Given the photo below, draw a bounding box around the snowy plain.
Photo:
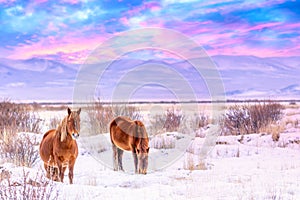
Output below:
[1,103,300,200]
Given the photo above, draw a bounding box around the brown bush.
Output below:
[197,113,211,128]
[0,100,42,134]
[148,107,184,134]
[87,100,142,134]
[220,102,283,135]
[163,107,183,132]
[0,100,42,167]
[0,130,39,167]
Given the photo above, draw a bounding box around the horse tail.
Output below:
[109,118,118,144]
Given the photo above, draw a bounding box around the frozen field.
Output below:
[1,103,300,199]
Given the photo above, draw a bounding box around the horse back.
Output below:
[110,116,136,151]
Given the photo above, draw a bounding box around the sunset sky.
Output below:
[0,0,299,101]
[1,0,299,64]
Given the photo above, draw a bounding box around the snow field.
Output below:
[1,104,300,199]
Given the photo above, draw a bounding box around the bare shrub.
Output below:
[111,103,142,120]
[0,168,59,200]
[0,100,42,134]
[148,114,166,135]
[272,131,280,142]
[49,117,62,130]
[284,118,299,128]
[149,107,184,135]
[87,100,142,134]
[220,102,283,135]
[262,123,284,142]
[183,153,207,170]
[0,130,39,167]
[0,167,11,180]
[0,101,41,167]
[163,107,183,132]
[196,113,211,128]
[183,113,211,134]
[183,153,196,170]
[150,134,176,149]
[87,102,113,134]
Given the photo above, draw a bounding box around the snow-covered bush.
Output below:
[220,102,283,135]
[0,168,59,200]
[150,133,176,149]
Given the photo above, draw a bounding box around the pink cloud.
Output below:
[61,0,80,4]
[127,2,161,17]
[0,0,14,2]
[34,0,48,3]
[188,20,300,57]
[167,20,214,36]
[243,22,282,32]
[273,22,300,31]
[207,41,300,57]
[7,32,111,63]
[120,17,130,26]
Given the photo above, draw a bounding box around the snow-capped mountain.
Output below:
[0,56,299,101]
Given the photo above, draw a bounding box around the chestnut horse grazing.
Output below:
[39,107,81,184]
[110,116,149,174]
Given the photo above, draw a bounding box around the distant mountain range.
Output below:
[0,55,299,102]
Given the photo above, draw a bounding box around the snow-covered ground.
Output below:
[1,104,300,199]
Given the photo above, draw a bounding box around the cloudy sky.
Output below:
[1,0,300,63]
[0,0,299,101]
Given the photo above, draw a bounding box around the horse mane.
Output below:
[58,116,68,142]
[135,120,148,138]
[141,128,149,150]
[135,120,149,151]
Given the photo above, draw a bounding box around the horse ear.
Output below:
[77,108,81,114]
[67,107,71,116]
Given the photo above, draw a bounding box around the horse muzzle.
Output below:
[71,132,80,140]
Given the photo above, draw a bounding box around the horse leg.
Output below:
[55,157,64,183]
[68,160,75,184]
[112,143,118,171]
[49,166,55,181]
[132,150,138,173]
[117,148,124,171]
[44,163,50,179]
[52,167,59,181]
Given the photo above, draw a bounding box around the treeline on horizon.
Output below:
[4,99,299,106]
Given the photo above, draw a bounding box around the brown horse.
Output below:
[110,116,149,174]
[39,107,81,184]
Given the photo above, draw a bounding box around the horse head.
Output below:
[135,121,149,174]
[61,107,81,141]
